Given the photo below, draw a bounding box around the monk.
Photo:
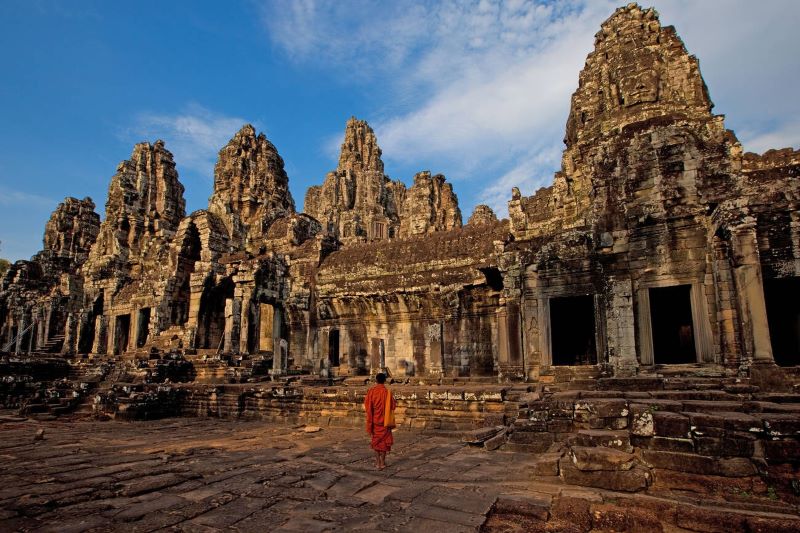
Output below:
[364,373,396,470]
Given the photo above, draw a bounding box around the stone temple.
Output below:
[1,5,799,530]
[3,4,798,383]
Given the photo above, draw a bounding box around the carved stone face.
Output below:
[619,69,659,107]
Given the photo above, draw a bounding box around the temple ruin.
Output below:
[3,5,798,386]
[1,4,799,530]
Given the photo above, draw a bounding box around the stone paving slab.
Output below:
[0,418,539,532]
[2,417,797,532]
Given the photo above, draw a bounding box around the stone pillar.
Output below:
[38,307,48,350]
[690,283,715,363]
[731,225,773,362]
[107,316,117,355]
[497,303,523,377]
[223,297,240,354]
[15,313,25,354]
[239,295,251,355]
[93,315,107,355]
[636,288,654,365]
[271,308,285,374]
[538,297,552,366]
[731,223,788,390]
[129,309,141,352]
[426,322,444,376]
[45,303,55,346]
[605,277,637,376]
[27,318,35,354]
[62,312,76,355]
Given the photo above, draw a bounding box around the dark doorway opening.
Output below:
[765,277,800,366]
[650,285,696,364]
[551,295,597,365]
[196,277,234,350]
[329,329,340,366]
[136,308,151,348]
[78,295,103,354]
[115,314,131,355]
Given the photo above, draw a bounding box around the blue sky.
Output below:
[1,0,799,261]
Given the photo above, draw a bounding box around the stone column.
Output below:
[93,315,107,355]
[731,224,773,362]
[62,312,76,355]
[731,223,788,390]
[129,309,140,352]
[238,290,253,355]
[636,288,654,365]
[38,307,48,350]
[27,318,35,354]
[496,303,522,377]
[536,298,552,370]
[271,308,284,374]
[15,313,25,354]
[426,322,444,376]
[223,297,241,354]
[605,277,637,376]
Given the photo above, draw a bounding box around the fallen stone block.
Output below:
[483,428,507,451]
[460,425,504,445]
[569,446,636,472]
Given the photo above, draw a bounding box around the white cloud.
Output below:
[129,103,251,179]
[262,0,800,216]
[738,119,800,155]
[0,185,56,208]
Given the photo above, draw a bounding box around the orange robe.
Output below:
[364,384,396,452]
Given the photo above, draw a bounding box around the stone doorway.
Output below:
[114,314,131,355]
[764,276,800,366]
[196,277,234,350]
[78,295,103,354]
[136,308,151,348]
[329,329,340,367]
[550,295,597,366]
[649,285,696,364]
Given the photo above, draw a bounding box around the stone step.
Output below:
[573,430,633,452]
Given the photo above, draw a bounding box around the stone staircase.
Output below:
[492,375,800,520]
[40,334,64,353]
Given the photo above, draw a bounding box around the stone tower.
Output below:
[398,171,462,238]
[304,117,404,242]
[208,124,296,251]
[85,140,186,273]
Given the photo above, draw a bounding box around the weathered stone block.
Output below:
[569,446,636,472]
[529,452,563,477]
[507,431,554,452]
[492,494,550,520]
[653,411,690,438]
[575,429,632,452]
[763,440,800,463]
[483,429,508,451]
[560,462,650,492]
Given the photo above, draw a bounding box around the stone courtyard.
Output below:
[2,416,798,533]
